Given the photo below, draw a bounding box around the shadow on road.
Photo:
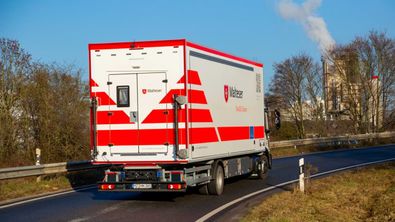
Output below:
[64,168,274,202]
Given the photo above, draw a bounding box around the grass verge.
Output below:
[1,139,394,203]
[0,170,102,202]
[243,162,395,222]
[271,137,395,158]
[0,176,71,201]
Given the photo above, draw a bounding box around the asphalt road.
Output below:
[1,145,395,222]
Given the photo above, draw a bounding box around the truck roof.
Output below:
[88,39,263,68]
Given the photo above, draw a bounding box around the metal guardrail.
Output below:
[0,131,394,181]
[0,161,110,180]
[270,131,395,148]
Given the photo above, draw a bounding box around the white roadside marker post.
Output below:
[299,158,305,193]
[36,148,41,182]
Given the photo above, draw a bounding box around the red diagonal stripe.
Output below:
[177,70,202,85]
[92,92,116,106]
[188,90,207,104]
[97,111,133,124]
[189,109,213,122]
[142,109,182,123]
[90,79,99,87]
[160,89,207,104]
[189,127,218,144]
[143,109,212,123]
[160,89,185,103]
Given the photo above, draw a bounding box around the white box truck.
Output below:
[89,39,272,195]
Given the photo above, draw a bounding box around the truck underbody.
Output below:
[99,151,272,194]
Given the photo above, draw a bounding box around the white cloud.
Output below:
[278,0,335,53]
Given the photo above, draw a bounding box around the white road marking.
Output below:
[68,204,121,222]
[196,157,395,222]
[69,216,90,222]
[0,185,96,210]
[1,155,394,219]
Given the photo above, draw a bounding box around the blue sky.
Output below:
[1,0,394,91]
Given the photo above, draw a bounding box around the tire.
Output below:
[208,163,224,195]
[257,155,269,180]
[198,184,209,195]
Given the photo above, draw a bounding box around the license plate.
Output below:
[132,184,152,189]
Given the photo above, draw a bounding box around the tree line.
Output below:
[268,31,395,140]
[0,38,90,167]
[1,31,394,166]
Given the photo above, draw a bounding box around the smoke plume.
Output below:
[278,0,335,53]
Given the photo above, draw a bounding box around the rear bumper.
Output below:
[99,189,186,192]
[97,182,187,192]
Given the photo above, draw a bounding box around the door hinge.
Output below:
[162,79,168,83]
[163,110,169,115]
[108,143,114,147]
[164,142,169,146]
[107,112,113,116]
[107,81,112,85]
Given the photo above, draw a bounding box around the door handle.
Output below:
[130,111,137,122]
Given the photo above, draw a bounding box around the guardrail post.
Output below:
[35,148,41,166]
[299,158,305,193]
[36,148,41,182]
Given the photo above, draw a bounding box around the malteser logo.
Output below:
[224,84,243,102]
[224,85,229,102]
[142,89,162,94]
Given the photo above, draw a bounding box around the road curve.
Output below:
[1,144,395,222]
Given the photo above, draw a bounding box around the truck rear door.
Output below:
[107,72,168,154]
[136,73,169,153]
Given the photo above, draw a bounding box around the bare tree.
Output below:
[365,31,395,131]
[327,45,363,133]
[305,61,325,135]
[21,64,90,163]
[0,38,31,164]
[327,31,395,133]
[270,54,323,139]
[0,38,90,167]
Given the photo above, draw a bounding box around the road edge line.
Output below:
[196,157,395,222]
[273,143,395,160]
[0,185,96,209]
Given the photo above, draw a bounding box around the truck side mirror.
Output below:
[264,108,271,135]
[274,109,281,129]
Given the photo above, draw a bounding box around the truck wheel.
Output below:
[208,164,224,195]
[198,184,209,195]
[257,155,269,180]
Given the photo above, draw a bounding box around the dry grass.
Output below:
[243,163,395,222]
[0,139,393,202]
[0,170,102,202]
[0,175,71,201]
[271,138,395,158]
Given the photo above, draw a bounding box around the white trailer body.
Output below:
[89,39,271,193]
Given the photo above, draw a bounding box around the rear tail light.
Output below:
[167,184,183,190]
[100,184,115,190]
